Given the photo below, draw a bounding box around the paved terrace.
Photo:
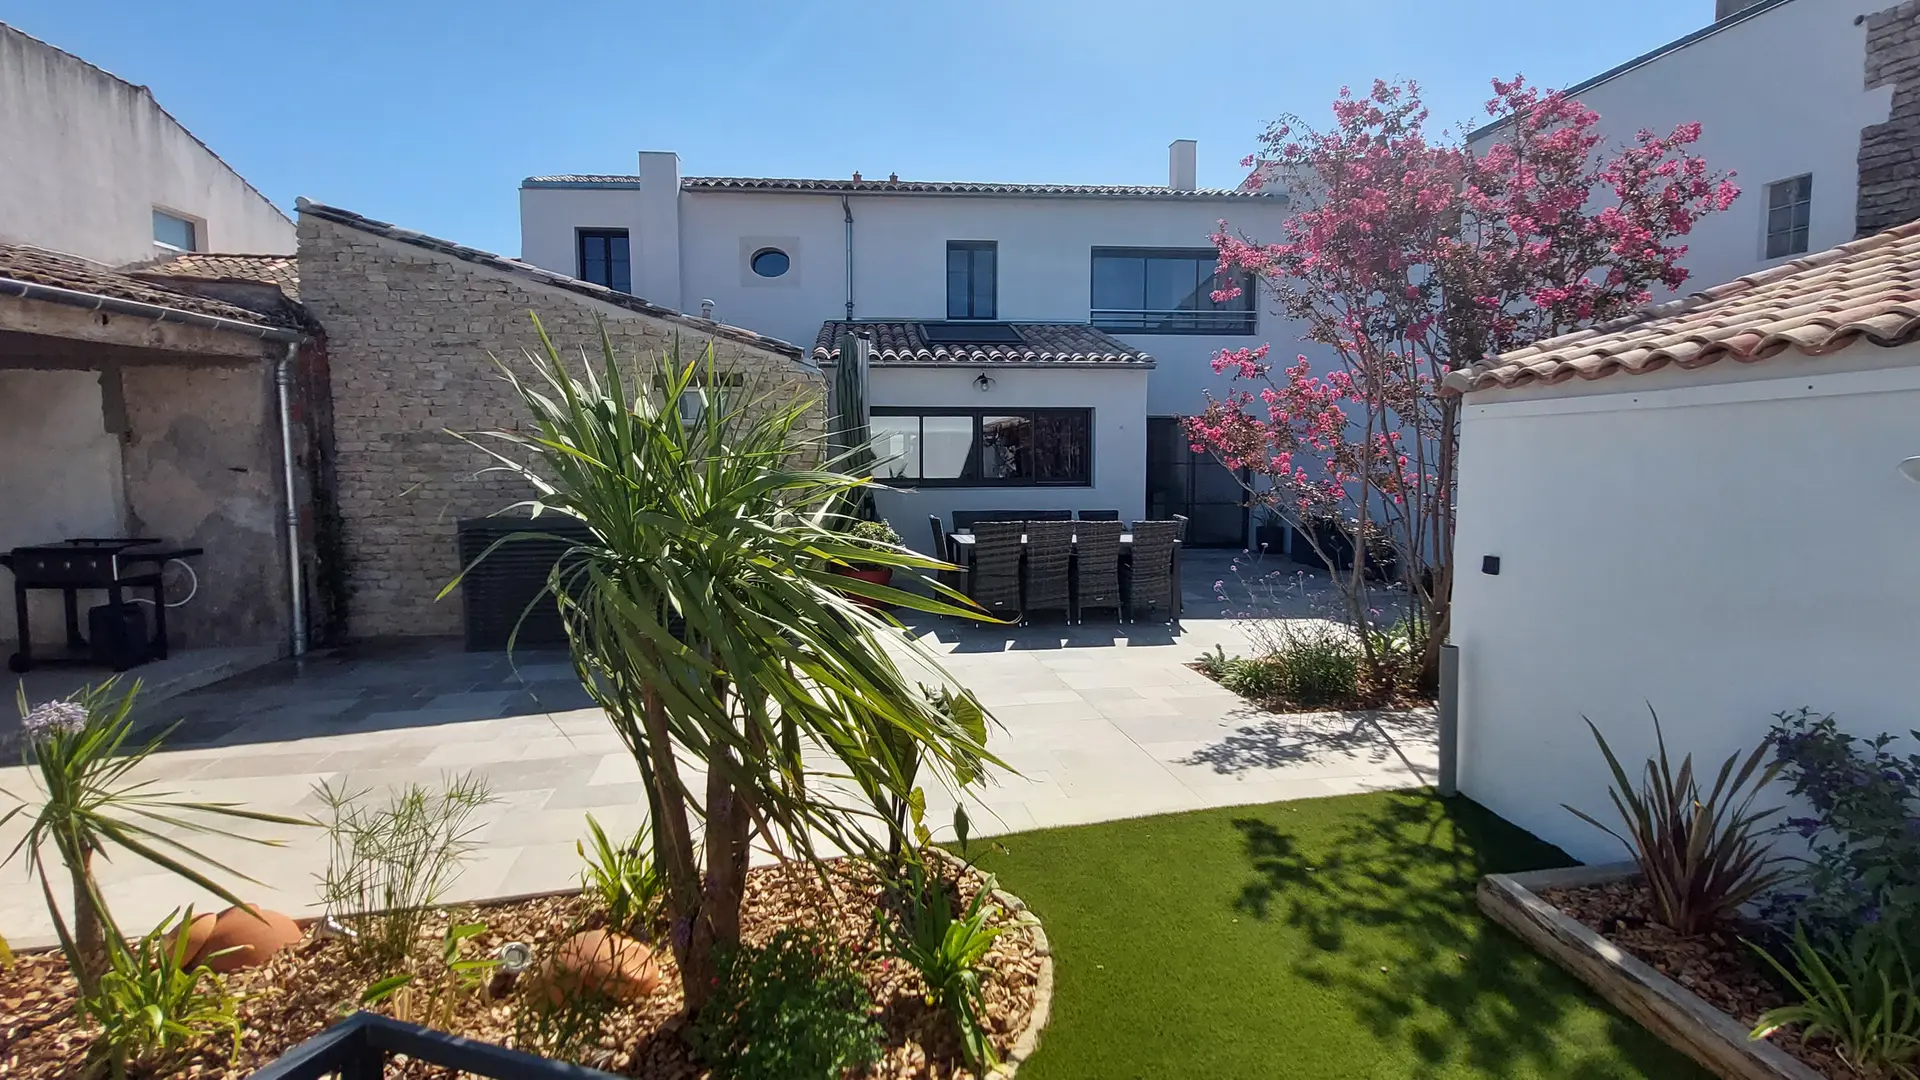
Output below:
[0,552,1435,947]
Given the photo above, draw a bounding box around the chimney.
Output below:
[1714,0,1759,19]
[1169,139,1198,191]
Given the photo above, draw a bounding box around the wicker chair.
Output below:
[927,514,967,594]
[1125,520,1182,622]
[1021,521,1074,623]
[1071,519,1124,622]
[967,521,1025,619]
[1077,509,1120,521]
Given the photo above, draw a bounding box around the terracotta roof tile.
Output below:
[0,243,298,329]
[812,321,1154,367]
[134,252,300,301]
[1444,219,1920,395]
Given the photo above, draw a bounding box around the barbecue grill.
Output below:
[2,538,203,673]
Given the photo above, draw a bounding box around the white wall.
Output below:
[0,23,293,264]
[0,369,126,645]
[866,365,1150,550]
[1450,345,1920,863]
[1469,0,1890,299]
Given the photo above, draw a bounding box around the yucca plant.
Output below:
[1565,708,1787,935]
[2,680,307,995]
[447,317,1002,1010]
[1750,923,1920,1078]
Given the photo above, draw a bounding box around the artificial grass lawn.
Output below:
[966,790,1710,1080]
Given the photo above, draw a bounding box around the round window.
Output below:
[750,248,790,278]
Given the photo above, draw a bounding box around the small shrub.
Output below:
[1750,922,1920,1077]
[1565,708,1788,936]
[690,928,882,1080]
[1194,645,1233,680]
[1218,654,1289,699]
[81,907,242,1075]
[314,772,498,969]
[358,921,498,1032]
[1270,629,1362,707]
[887,866,1006,1071]
[579,813,662,935]
[1765,709,1920,935]
[845,519,902,547]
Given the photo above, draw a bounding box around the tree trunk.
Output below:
[635,683,708,1009]
[66,845,109,996]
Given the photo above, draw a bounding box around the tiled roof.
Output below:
[0,243,301,330]
[295,199,804,360]
[1444,220,1920,395]
[134,252,300,300]
[523,174,1272,200]
[812,322,1155,367]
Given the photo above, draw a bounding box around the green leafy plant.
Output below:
[0,929,13,970]
[1194,645,1234,680]
[1200,638,1360,709]
[448,322,1002,1008]
[1564,708,1788,935]
[314,772,497,969]
[1,680,305,994]
[888,866,1007,1071]
[1750,922,1920,1078]
[690,928,882,1080]
[579,813,662,934]
[358,920,498,1032]
[81,907,243,1078]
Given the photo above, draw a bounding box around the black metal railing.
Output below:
[249,1011,623,1079]
[1090,308,1256,334]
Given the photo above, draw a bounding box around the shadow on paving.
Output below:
[1182,707,1440,774]
[129,637,594,750]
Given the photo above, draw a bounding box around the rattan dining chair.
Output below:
[1125,520,1181,622]
[927,514,967,594]
[1071,519,1124,622]
[1077,509,1121,521]
[1021,520,1074,623]
[967,520,1025,619]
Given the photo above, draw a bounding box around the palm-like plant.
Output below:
[2,680,308,995]
[450,318,1001,1010]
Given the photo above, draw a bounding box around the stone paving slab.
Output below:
[0,555,1435,948]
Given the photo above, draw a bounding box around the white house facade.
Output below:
[0,22,294,265]
[1443,222,1920,864]
[519,144,1296,548]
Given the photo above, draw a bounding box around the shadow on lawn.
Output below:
[1230,793,1702,1080]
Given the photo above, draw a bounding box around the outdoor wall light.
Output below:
[1901,456,1920,483]
[973,373,996,392]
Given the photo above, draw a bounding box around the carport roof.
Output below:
[1444,218,1920,395]
[0,243,301,330]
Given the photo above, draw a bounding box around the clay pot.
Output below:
[160,911,218,967]
[533,928,661,1003]
[192,905,304,972]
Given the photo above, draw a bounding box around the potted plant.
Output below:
[1292,513,1353,571]
[835,519,902,607]
[1253,508,1287,556]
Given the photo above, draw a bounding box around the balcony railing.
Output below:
[249,1011,623,1080]
[1090,308,1256,335]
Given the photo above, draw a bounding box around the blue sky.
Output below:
[6,0,1710,257]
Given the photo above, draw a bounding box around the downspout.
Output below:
[841,195,855,320]
[276,343,308,657]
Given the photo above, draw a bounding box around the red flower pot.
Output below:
[835,566,893,609]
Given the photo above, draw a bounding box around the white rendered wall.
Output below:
[0,24,293,264]
[1469,0,1891,300]
[865,365,1150,550]
[1450,345,1920,864]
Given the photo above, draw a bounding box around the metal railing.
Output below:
[1090,308,1255,334]
[249,1011,623,1080]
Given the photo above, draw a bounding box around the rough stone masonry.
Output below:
[1860,1,1920,235]
[296,205,824,638]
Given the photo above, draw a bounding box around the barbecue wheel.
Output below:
[6,652,27,674]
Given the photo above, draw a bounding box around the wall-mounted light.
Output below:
[973,373,996,393]
[1901,456,1920,483]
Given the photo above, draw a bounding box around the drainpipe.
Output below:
[841,195,855,321]
[1437,642,1459,796]
[276,342,308,656]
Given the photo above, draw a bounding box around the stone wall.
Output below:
[297,211,824,639]
[1859,1,1920,236]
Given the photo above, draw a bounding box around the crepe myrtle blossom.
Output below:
[1187,76,1736,688]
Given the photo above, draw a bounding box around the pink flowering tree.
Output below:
[1188,77,1737,690]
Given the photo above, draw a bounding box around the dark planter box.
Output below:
[1254,524,1287,555]
[1291,520,1354,571]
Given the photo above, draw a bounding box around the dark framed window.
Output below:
[946,241,997,319]
[1765,175,1812,259]
[577,229,631,293]
[1091,247,1254,334]
[871,407,1090,487]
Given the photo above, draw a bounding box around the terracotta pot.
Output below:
[161,911,218,966]
[194,904,304,972]
[533,928,662,1003]
[834,566,893,609]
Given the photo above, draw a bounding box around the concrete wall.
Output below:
[0,22,293,264]
[120,363,289,648]
[299,212,825,638]
[866,365,1151,551]
[1449,344,1920,864]
[520,183,1301,419]
[0,369,125,646]
[1469,0,1894,298]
